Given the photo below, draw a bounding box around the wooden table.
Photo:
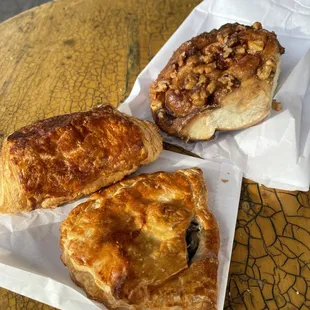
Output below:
[0,0,309,309]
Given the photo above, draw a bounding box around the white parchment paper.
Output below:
[120,0,310,191]
[0,151,243,310]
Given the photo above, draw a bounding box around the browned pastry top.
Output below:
[5,105,149,208]
[60,168,219,309]
[150,22,284,137]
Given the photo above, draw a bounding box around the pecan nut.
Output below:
[248,40,265,53]
[257,59,276,80]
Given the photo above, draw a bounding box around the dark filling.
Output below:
[186,221,200,264]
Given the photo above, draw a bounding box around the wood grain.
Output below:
[0,0,309,309]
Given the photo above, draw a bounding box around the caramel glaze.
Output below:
[150,22,285,137]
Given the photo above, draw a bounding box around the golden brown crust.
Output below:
[150,22,284,140]
[0,105,162,213]
[60,168,219,309]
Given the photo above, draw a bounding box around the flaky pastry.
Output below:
[150,22,285,140]
[0,105,162,213]
[60,168,219,309]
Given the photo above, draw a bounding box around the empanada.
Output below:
[60,168,219,309]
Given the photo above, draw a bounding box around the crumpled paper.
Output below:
[0,151,243,309]
[119,0,310,191]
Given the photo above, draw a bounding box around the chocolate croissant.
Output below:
[0,105,162,213]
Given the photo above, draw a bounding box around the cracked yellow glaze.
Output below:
[0,0,198,143]
[225,180,310,310]
[0,0,310,309]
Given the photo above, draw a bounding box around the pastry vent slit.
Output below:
[186,220,200,264]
